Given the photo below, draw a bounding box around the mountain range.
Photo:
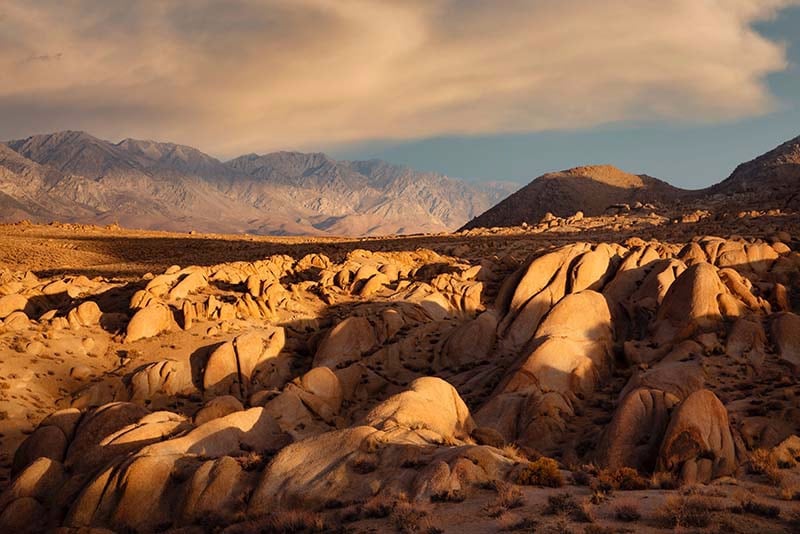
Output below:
[2,131,798,235]
[0,131,515,236]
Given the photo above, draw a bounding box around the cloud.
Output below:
[0,0,797,156]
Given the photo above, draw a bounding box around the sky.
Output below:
[1,0,799,189]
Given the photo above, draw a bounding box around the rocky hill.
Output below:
[463,135,800,231]
[461,164,689,230]
[708,135,800,211]
[0,131,512,236]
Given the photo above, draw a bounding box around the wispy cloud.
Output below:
[0,0,797,156]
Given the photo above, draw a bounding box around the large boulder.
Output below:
[180,456,249,525]
[65,402,150,473]
[596,388,677,471]
[124,304,175,343]
[499,244,591,350]
[313,316,378,369]
[129,359,195,404]
[364,377,475,441]
[657,389,736,484]
[652,262,727,344]
[438,310,497,369]
[0,294,27,319]
[477,290,613,449]
[248,426,380,509]
[203,328,285,398]
[67,301,102,329]
[65,407,287,531]
[12,426,69,476]
[771,312,800,372]
[168,270,208,300]
[0,457,66,532]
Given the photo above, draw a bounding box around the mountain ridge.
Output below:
[1,131,515,236]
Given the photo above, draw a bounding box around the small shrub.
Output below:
[613,499,642,522]
[594,467,648,491]
[657,495,715,528]
[361,495,395,518]
[589,489,609,505]
[589,478,614,500]
[391,499,433,534]
[545,492,579,515]
[511,457,564,487]
[610,467,649,490]
[234,451,269,471]
[544,492,593,522]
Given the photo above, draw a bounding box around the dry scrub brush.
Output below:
[484,481,525,518]
[544,492,594,523]
[613,498,641,522]
[656,493,724,529]
[510,457,564,487]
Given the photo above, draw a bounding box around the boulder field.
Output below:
[0,234,799,531]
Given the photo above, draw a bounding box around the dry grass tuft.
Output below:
[360,494,396,519]
[613,498,641,522]
[730,494,781,519]
[501,443,527,463]
[226,510,327,533]
[484,481,525,518]
[650,471,680,490]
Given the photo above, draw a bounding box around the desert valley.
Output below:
[0,131,799,533]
